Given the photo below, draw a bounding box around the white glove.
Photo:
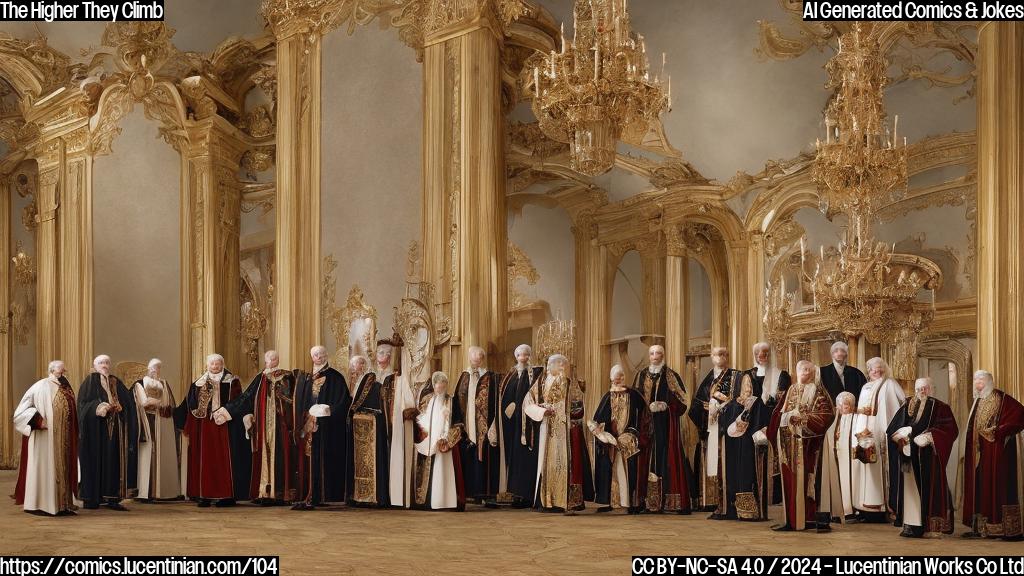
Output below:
[752,429,768,446]
[309,404,331,418]
[597,431,617,445]
[891,425,912,443]
[95,402,111,417]
[143,398,159,410]
[913,433,933,448]
[212,407,231,426]
[487,422,498,447]
[649,401,668,413]
[504,402,516,419]
[242,414,255,430]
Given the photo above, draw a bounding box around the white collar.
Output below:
[713,367,724,378]
[313,363,327,374]
[204,371,225,383]
[143,375,162,386]
[833,361,846,373]
[516,363,530,373]
[47,375,61,385]
[468,366,487,375]
[755,364,767,376]
[648,363,664,375]
[263,366,282,376]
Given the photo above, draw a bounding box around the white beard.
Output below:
[648,363,664,375]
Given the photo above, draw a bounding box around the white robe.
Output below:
[389,372,422,507]
[835,413,855,516]
[13,378,70,515]
[133,377,180,499]
[850,377,905,512]
[524,375,569,509]
[415,394,458,509]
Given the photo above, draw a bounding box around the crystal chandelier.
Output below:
[528,0,671,176]
[802,23,939,345]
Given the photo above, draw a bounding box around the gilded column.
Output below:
[57,130,94,382]
[34,158,59,374]
[639,237,666,338]
[421,0,507,372]
[726,239,750,359]
[664,227,689,377]
[583,241,611,413]
[263,1,334,369]
[181,118,247,384]
[746,232,765,348]
[977,22,1024,398]
[0,174,14,467]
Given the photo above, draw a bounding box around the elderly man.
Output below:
[633,344,691,514]
[413,371,464,510]
[960,370,1024,540]
[13,360,79,516]
[375,339,400,438]
[293,345,351,510]
[217,350,297,505]
[346,355,390,507]
[591,364,649,514]
[78,355,138,511]
[131,359,180,502]
[886,377,958,538]
[454,346,500,504]
[850,357,905,523]
[743,342,791,508]
[820,341,867,402]
[497,344,544,507]
[768,360,835,532]
[692,346,739,513]
[180,354,246,507]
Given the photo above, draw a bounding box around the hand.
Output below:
[544,406,556,417]
[242,414,255,431]
[913,433,932,448]
[487,423,498,447]
[212,408,229,426]
[752,429,768,446]
[734,420,749,435]
[143,398,159,410]
[96,402,111,417]
[110,403,123,414]
[403,407,419,421]
[37,417,48,430]
[437,438,450,453]
[788,412,803,426]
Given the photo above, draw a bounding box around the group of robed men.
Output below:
[11,339,1024,542]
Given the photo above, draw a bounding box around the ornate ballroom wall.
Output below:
[1,3,1022,469]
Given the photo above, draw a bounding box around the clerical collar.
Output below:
[649,363,664,375]
[756,364,767,377]
[468,366,487,375]
[833,361,846,373]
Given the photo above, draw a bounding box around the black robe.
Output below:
[78,373,138,506]
[499,365,543,504]
[225,370,297,502]
[819,363,867,403]
[690,368,740,511]
[633,366,692,513]
[454,369,501,502]
[293,365,351,505]
[592,387,650,511]
[740,367,791,505]
[347,373,390,507]
[718,394,770,520]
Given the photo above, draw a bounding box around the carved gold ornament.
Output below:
[527,0,670,176]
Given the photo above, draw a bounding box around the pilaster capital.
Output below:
[260,0,347,40]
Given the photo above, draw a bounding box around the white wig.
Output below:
[310,345,327,356]
[431,371,449,386]
[753,342,771,356]
[467,346,485,360]
[830,341,849,354]
[205,353,224,366]
[795,359,820,383]
[547,353,569,370]
[514,344,533,357]
[648,344,665,355]
[865,357,891,380]
[48,360,65,375]
[92,354,111,368]
[349,355,368,369]
[610,364,625,381]
[914,377,933,392]
[264,349,279,360]
[147,358,162,376]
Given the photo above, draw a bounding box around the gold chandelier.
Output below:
[804,23,939,345]
[527,0,670,176]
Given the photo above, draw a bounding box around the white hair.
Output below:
[795,359,820,383]
[93,354,111,367]
[547,354,569,371]
[973,370,993,385]
[514,344,532,357]
[147,358,162,376]
[648,344,665,355]
[48,360,64,374]
[753,342,770,356]
[711,346,729,356]
[836,391,856,408]
[467,346,485,360]
[830,341,849,354]
[310,345,327,357]
[610,364,625,381]
[377,344,393,357]
[914,377,933,391]
[264,350,279,360]
[349,355,368,369]
[431,371,449,386]
[865,357,891,380]
[206,353,224,366]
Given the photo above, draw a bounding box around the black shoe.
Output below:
[214,498,236,508]
[771,524,793,531]
[707,512,726,520]
[1002,535,1024,542]
[899,527,919,538]
[677,509,692,515]
[56,510,77,516]
[83,502,100,510]
[106,503,129,511]
[291,502,315,511]
[596,506,613,513]
[816,524,832,533]
[25,509,53,517]
[197,499,211,508]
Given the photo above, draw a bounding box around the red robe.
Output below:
[767,379,835,530]
[178,373,244,500]
[961,389,1024,538]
